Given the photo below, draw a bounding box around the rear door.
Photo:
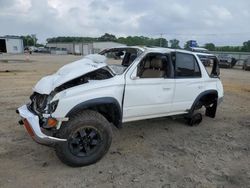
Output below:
[171,52,205,113]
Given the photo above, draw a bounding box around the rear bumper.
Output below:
[17,105,66,145]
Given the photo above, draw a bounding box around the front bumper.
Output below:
[17,105,66,145]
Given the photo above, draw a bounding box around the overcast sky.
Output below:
[0,0,250,46]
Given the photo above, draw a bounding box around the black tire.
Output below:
[55,110,112,167]
[186,113,203,126]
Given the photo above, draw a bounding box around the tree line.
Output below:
[23,33,250,52]
[203,42,250,52]
[46,33,169,48]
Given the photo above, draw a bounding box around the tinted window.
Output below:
[175,53,201,78]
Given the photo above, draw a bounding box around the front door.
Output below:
[123,53,175,122]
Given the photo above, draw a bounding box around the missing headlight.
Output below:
[49,100,59,113]
[30,92,48,114]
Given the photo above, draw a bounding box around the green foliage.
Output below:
[99,33,116,41]
[47,34,168,47]
[21,35,37,46]
[46,36,99,43]
[184,40,193,50]
[204,43,215,51]
[117,36,168,47]
[214,46,242,52]
[170,39,180,49]
[242,40,250,52]
[36,43,45,47]
[45,33,250,52]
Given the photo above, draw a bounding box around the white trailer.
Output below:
[0,36,24,54]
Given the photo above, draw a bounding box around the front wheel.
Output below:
[55,110,112,167]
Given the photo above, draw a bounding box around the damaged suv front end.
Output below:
[17,54,115,145]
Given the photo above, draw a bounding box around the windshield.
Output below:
[100,48,143,75]
[107,64,127,75]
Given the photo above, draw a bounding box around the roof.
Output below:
[104,46,202,55]
[194,52,215,57]
[0,35,22,39]
[144,47,197,55]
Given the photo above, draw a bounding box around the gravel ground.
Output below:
[0,54,249,188]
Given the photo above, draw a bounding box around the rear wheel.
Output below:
[55,110,112,167]
[186,113,203,126]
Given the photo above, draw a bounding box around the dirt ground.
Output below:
[0,54,249,188]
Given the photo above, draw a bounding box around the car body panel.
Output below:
[34,54,107,94]
[51,75,125,118]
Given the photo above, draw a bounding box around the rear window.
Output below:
[201,56,220,78]
[175,53,201,78]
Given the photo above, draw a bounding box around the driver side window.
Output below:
[137,53,171,78]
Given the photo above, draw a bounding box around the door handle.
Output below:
[163,87,171,90]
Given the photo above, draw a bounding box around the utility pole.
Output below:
[160,33,163,47]
[31,34,36,47]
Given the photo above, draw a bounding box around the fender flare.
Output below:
[66,97,123,128]
[188,90,218,117]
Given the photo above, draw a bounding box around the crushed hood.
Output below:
[34,54,107,94]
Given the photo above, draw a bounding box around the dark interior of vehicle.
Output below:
[122,53,137,67]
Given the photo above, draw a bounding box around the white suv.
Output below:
[17,47,223,167]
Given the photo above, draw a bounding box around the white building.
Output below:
[0,36,24,54]
[46,41,125,55]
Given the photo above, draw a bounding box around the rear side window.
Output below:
[175,53,201,78]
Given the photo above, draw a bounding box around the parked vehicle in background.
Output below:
[17,46,223,167]
[243,57,250,70]
[34,47,50,53]
[217,54,237,68]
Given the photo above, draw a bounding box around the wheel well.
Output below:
[189,90,218,118]
[66,98,122,128]
[87,103,122,128]
[199,92,218,108]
